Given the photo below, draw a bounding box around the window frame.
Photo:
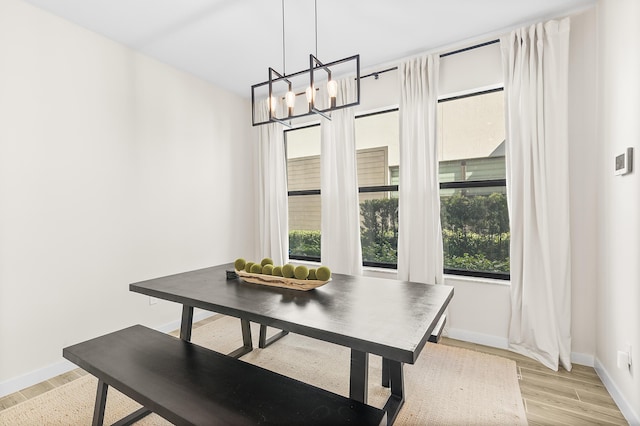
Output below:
[285,89,510,280]
[285,123,322,264]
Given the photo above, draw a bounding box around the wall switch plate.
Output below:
[615,147,633,175]
[617,343,632,369]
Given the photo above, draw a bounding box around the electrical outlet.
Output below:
[149,296,158,305]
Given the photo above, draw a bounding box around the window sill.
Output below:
[362,266,398,278]
[364,267,511,286]
[295,263,510,286]
[444,273,511,287]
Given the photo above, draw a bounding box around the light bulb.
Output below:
[285,90,296,108]
[327,80,338,98]
[305,86,315,103]
[269,95,277,112]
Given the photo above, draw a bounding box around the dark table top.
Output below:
[130,263,454,364]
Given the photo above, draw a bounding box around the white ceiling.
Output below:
[22,0,595,98]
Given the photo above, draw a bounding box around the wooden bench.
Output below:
[427,314,447,344]
[63,325,387,426]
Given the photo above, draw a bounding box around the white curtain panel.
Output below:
[397,55,444,285]
[320,78,363,275]
[501,18,572,371]
[256,100,289,266]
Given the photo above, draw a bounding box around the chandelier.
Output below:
[251,0,360,127]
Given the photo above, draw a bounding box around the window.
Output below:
[438,88,509,279]
[285,110,398,268]
[355,110,399,268]
[285,89,509,280]
[286,124,321,261]
[285,111,399,267]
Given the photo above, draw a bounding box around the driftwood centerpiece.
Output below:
[235,270,329,291]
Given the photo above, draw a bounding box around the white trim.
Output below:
[154,309,217,334]
[443,273,511,287]
[355,104,400,120]
[447,327,595,368]
[570,352,595,367]
[446,327,509,349]
[594,357,640,425]
[0,359,77,398]
[437,83,504,103]
[0,310,218,398]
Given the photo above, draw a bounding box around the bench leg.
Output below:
[228,319,253,358]
[92,379,109,426]
[428,314,447,344]
[349,349,369,404]
[382,360,405,426]
[180,305,194,341]
[258,324,289,349]
[92,379,154,426]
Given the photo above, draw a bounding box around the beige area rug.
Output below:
[0,316,527,425]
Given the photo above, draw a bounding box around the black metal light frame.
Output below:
[251,54,360,127]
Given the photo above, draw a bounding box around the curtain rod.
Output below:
[361,39,500,80]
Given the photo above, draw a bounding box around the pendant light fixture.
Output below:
[251,0,360,127]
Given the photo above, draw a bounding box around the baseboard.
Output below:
[154,309,217,334]
[0,359,78,399]
[446,328,594,367]
[570,351,595,367]
[594,357,640,425]
[446,327,509,349]
[0,310,217,398]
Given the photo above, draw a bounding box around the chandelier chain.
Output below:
[282,0,286,74]
[314,0,318,58]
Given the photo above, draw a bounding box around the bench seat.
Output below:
[63,325,386,426]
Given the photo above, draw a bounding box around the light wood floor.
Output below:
[0,324,629,425]
[442,337,628,425]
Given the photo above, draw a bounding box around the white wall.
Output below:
[596,0,640,421]
[567,6,599,364]
[0,0,255,395]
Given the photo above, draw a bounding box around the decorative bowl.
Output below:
[235,270,329,291]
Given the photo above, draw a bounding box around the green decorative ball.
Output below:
[250,263,263,274]
[260,257,274,267]
[245,262,255,273]
[316,266,331,281]
[262,264,274,275]
[234,258,246,271]
[272,266,283,277]
[308,268,317,280]
[282,264,295,278]
[294,265,309,280]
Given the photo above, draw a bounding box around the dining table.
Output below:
[130,263,454,425]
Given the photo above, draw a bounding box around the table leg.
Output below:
[227,319,254,358]
[382,360,405,426]
[349,349,369,403]
[92,379,108,426]
[180,305,194,341]
[382,357,390,387]
[111,407,152,426]
[258,324,289,348]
